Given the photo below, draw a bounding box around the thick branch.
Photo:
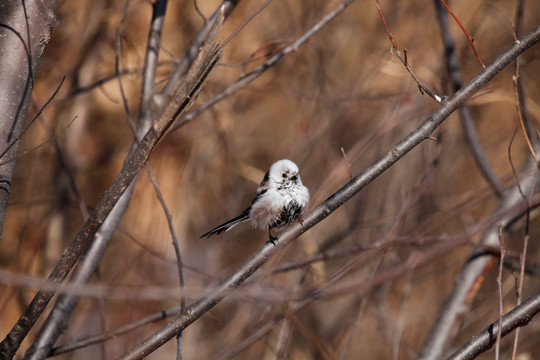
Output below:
[0,1,58,357]
[0,1,57,241]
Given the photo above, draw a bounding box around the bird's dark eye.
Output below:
[282,173,287,178]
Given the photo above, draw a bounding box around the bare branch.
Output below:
[145,163,185,360]
[138,0,169,130]
[375,0,443,103]
[0,0,56,245]
[0,0,58,356]
[49,305,181,356]
[156,0,240,106]
[115,0,137,135]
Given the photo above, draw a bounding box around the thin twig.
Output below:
[38,116,89,220]
[0,76,65,161]
[115,0,137,135]
[439,0,485,68]
[375,0,443,103]
[193,0,207,25]
[340,147,352,179]
[145,163,186,360]
[0,115,78,167]
[222,0,273,48]
[513,71,539,165]
[49,305,182,356]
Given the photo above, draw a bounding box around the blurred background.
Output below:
[1,0,539,359]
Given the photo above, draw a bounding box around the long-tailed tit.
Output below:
[201,159,310,244]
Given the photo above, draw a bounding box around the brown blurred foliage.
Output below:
[1,0,540,359]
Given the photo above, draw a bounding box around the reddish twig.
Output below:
[440,0,485,68]
[375,0,443,103]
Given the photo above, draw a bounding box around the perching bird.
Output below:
[200,159,310,244]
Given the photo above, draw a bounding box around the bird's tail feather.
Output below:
[200,208,250,238]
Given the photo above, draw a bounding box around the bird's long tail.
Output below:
[200,208,251,238]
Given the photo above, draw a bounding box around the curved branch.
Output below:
[118,25,540,360]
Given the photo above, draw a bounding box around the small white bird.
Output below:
[201,159,310,244]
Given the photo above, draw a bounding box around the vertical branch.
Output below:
[0,1,58,357]
[145,163,186,360]
[0,0,57,243]
[115,0,137,135]
[513,73,538,164]
[138,0,169,132]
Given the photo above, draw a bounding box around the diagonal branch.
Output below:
[118,25,540,360]
[440,0,485,68]
[156,0,240,108]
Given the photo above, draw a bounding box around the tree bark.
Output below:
[0,0,57,357]
[0,0,57,242]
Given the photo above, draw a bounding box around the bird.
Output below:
[200,159,310,244]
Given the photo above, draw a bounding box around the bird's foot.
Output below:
[267,234,278,246]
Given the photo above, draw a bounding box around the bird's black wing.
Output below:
[200,207,251,238]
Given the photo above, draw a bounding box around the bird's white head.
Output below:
[268,159,303,188]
